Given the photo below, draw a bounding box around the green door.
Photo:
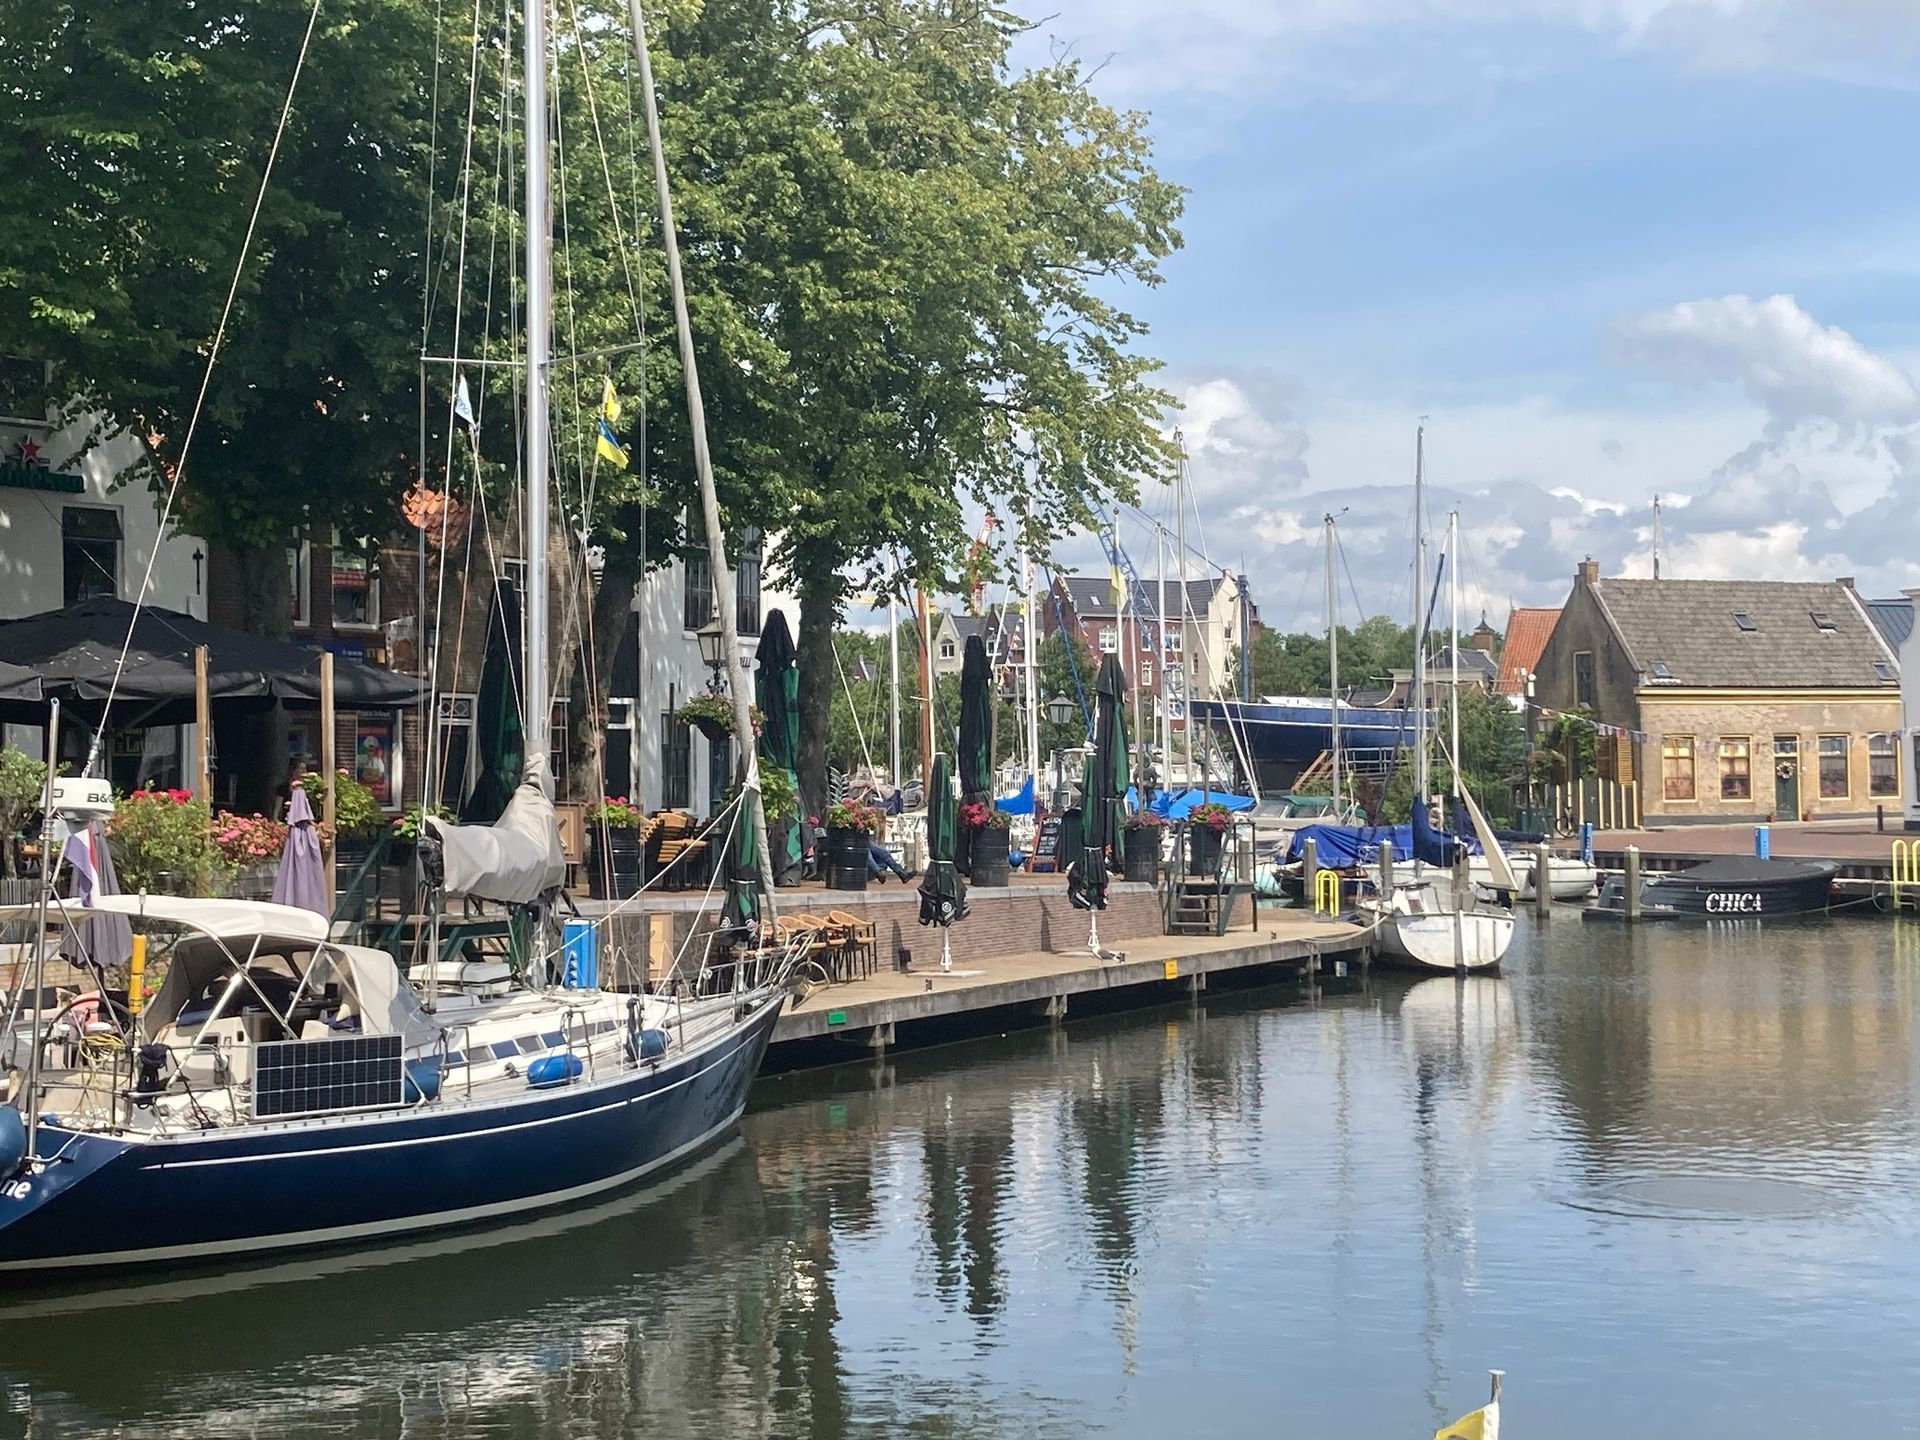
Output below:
[1773,735,1799,819]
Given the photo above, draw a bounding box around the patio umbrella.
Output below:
[271,784,329,918]
[0,660,40,704]
[725,790,762,931]
[1067,654,1129,957]
[755,611,803,884]
[58,820,132,972]
[956,634,993,877]
[462,579,525,824]
[916,753,968,971]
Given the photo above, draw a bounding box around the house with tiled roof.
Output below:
[1494,606,1561,698]
[1533,560,1902,822]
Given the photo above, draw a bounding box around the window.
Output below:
[1164,630,1182,656]
[1661,734,1696,801]
[1139,626,1153,652]
[1719,736,1751,801]
[661,711,692,809]
[1874,660,1896,683]
[683,550,713,632]
[62,507,121,604]
[1818,734,1849,799]
[1733,612,1756,631]
[1574,651,1596,708]
[1649,658,1672,681]
[734,530,762,636]
[1870,734,1900,798]
[432,695,475,804]
[330,535,379,628]
[707,733,732,813]
[1810,611,1836,632]
[939,637,956,660]
[1140,660,1153,689]
[289,536,312,626]
[502,557,527,599]
[1098,626,1118,654]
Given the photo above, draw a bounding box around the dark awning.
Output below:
[0,597,419,710]
[0,659,41,703]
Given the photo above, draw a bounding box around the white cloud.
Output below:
[1611,293,1920,433]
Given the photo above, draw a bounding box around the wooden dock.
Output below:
[767,913,1374,1066]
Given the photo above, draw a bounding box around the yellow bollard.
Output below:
[1894,840,1918,913]
[128,933,146,1016]
[1314,867,1341,917]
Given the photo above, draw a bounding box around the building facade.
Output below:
[1533,561,1902,823]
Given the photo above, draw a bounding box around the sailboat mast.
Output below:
[888,592,902,783]
[1176,432,1193,788]
[1412,425,1428,801]
[1021,547,1039,789]
[1325,513,1340,813]
[1449,509,1461,801]
[522,0,552,762]
[627,0,777,903]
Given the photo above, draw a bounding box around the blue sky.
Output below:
[1004,0,1920,633]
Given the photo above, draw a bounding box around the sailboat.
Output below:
[0,0,793,1272]
[1360,435,1515,973]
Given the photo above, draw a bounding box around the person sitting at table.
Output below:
[866,839,915,884]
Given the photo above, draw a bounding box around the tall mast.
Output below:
[1021,547,1039,789]
[1176,431,1193,788]
[1412,425,1428,801]
[888,592,902,782]
[628,0,776,902]
[1449,509,1461,801]
[1325,513,1340,813]
[1155,523,1168,788]
[1652,493,1663,581]
[522,0,552,764]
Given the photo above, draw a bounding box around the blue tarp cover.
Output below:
[1284,824,1414,867]
[1149,787,1258,820]
[995,776,1035,815]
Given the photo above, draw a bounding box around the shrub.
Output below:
[959,799,1010,829]
[300,769,383,836]
[393,802,455,841]
[729,764,798,821]
[210,812,289,868]
[1123,809,1169,831]
[586,796,644,828]
[825,800,885,836]
[109,789,230,896]
[0,749,48,878]
[1188,801,1234,834]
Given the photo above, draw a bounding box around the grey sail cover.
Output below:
[426,753,566,904]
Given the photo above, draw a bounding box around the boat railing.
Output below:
[561,1005,595,1080]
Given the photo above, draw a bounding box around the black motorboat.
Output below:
[1589,856,1838,919]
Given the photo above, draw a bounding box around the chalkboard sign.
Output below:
[1030,815,1064,872]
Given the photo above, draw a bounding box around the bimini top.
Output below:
[85,894,330,944]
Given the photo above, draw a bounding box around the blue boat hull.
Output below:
[0,996,784,1273]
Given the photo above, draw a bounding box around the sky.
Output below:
[1001,0,1920,637]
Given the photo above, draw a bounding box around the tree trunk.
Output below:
[793,550,842,825]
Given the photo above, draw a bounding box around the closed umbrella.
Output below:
[726,791,762,931]
[755,611,803,884]
[271,785,329,918]
[1068,654,1129,958]
[956,634,993,877]
[463,579,525,824]
[917,753,968,971]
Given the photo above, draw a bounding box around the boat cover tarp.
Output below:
[1667,856,1839,883]
[1411,793,1463,866]
[1150,787,1257,820]
[428,753,566,905]
[1284,824,1414,867]
[994,776,1035,816]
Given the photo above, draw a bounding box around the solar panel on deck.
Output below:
[253,1034,404,1119]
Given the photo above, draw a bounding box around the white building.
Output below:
[1902,589,1920,831]
[606,531,801,815]
[0,358,206,622]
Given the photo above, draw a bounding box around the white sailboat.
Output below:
[1363,437,1514,973]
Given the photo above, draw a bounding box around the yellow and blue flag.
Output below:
[595,377,628,468]
[1434,1400,1498,1440]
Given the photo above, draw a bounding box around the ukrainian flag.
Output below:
[596,378,628,468]
[1434,1401,1498,1440]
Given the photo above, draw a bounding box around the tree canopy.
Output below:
[1233,616,1419,700]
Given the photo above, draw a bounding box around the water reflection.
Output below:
[7,917,1920,1436]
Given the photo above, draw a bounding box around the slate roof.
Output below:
[1431,645,1498,683]
[1587,579,1899,690]
[1058,573,1225,620]
[1494,607,1560,694]
[1865,597,1913,650]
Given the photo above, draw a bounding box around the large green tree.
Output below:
[1232,616,1418,699]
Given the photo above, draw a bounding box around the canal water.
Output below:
[8,913,1920,1437]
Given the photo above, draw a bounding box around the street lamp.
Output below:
[1045,693,1075,812]
[1046,693,1074,728]
[695,616,729,693]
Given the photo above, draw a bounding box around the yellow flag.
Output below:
[600,376,621,425]
[1434,1401,1497,1440]
[595,378,628,467]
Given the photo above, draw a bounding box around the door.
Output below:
[1773,735,1799,819]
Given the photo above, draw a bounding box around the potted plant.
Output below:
[1121,809,1167,883]
[391,802,454,864]
[675,693,765,744]
[586,795,645,899]
[729,765,799,823]
[300,769,384,874]
[823,798,885,890]
[108,787,231,898]
[210,811,291,898]
[960,799,1012,886]
[1185,800,1234,876]
[0,749,48,897]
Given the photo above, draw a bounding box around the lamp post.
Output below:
[696,616,729,694]
[1046,692,1074,811]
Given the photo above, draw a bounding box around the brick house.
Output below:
[1532,561,1902,823]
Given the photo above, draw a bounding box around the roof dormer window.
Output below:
[1732,612,1756,632]
[1810,611,1836,632]
[1649,659,1672,681]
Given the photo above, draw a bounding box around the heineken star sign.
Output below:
[0,436,82,495]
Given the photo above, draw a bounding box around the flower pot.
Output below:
[588,827,644,900]
[1122,836,1160,884]
[689,714,730,744]
[970,826,1011,887]
[1186,825,1223,877]
[826,826,871,891]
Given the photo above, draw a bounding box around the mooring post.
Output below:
[1378,837,1395,899]
[1303,837,1321,914]
[1624,844,1642,922]
[1534,840,1552,917]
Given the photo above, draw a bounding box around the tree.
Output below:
[1381,687,1526,823]
[1036,630,1097,756]
[1231,617,1416,699]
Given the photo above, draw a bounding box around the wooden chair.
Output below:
[827,910,877,979]
[788,913,849,981]
[774,915,836,978]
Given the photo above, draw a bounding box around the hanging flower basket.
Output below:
[674,694,765,744]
